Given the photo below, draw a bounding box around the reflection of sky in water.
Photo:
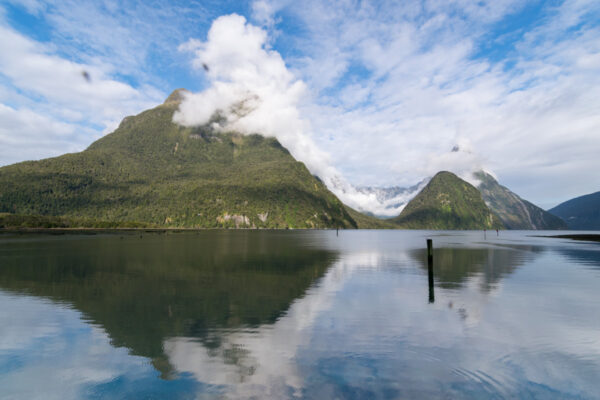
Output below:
[298,251,600,398]
[164,249,600,399]
[0,293,208,400]
[1,231,600,399]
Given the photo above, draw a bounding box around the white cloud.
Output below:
[1,0,599,211]
[3,0,46,16]
[0,104,87,164]
[253,0,600,208]
[0,21,165,165]
[20,0,211,81]
[173,14,330,176]
[0,24,163,125]
[174,14,411,216]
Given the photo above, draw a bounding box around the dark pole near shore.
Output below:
[427,239,434,303]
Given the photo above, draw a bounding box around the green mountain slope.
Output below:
[475,171,566,230]
[391,171,504,230]
[343,205,397,229]
[549,191,600,230]
[0,89,356,229]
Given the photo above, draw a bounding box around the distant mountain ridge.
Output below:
[549,191,600,230]
[475,171,567,230]
[353,182,425,218]
[354,171,567,230]
[391,171,504,230]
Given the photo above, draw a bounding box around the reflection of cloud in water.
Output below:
[165,246,600,399]
[0,292,200,400]
[0,232,338,379]
[2,232,600,398]
[164,252,382,397]
[410,245,541,291]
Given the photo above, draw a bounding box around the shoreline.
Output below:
[0,227,342,234]
[540,234,600,242]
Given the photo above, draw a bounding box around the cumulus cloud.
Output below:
[173,14,334,181]
[424,138,487,186]
[0,24,163,128]
[3,0,599,211]
[0,19,164,164]
[174,14,412,216]
[252,0,600,208]
[0,104,86,164]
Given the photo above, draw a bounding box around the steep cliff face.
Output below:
[475,171,566,230]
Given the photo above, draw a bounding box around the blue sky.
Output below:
[0,0,599,210]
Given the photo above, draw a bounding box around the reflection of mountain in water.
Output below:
[555,247,600,270]
[410,245,543,291]
[0,232,337,377]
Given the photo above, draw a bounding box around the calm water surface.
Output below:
[0,230,599,399]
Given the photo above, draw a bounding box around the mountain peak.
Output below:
[0,96,357,229]
[474,169,567,230]
[433,170,454,178]
[163,88,190,105]
[391,170,504,230]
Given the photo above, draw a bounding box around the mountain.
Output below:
[391,171,504,230]
[475,171,567,230]
[548,191,600,230]
[343,205,398,229]
[354,181,426,218]
[0,89,356,229]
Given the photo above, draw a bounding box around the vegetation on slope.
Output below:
[549,191,600,230]
[0,213,153,229]
[475,171,566,230]
[0,90,356,229]
[391,171,504,230]
[343,205,398,229]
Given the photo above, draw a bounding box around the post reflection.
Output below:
[428,251,435,304]
[410,244,542,292]
[1,232,599,399]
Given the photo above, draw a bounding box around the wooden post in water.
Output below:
[427,239,433,260]
[427,239,435,303]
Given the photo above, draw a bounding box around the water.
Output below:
[0,230,599,399]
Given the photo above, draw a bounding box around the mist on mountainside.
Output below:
[172,14,497,218]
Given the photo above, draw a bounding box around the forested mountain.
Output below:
[391,171,504,230]
[549,191,600,230]
[0,90,356,229]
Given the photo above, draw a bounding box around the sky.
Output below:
[0,0,599,210]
